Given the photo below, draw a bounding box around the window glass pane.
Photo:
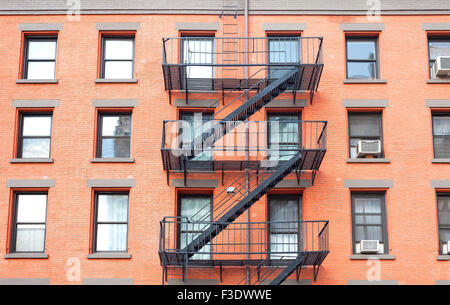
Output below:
[349,114,380,137]
[104,39,133,60]
[15,224,45,252]
[101,138,130,158]
[183,39,213,78]
[180,196,211,222]
[16,194,47,223]
[270,233,298,259]
[433,117,450,136]
[366,226,383,241]
[23,116,52,136]
[438,196,450,226]
[440,229,450,243]
[96,224,127,251]
[102,116,131,136]
[27,62,56,79]
[183,39,213,65]
[347,62,376,79]
[28,40,56,60]
[434,137,450,159]
[104,61,133,79]
[22,138,50,158]
[269,38,299,63]
[270,196,299,233]
[179,233,211,260]
[97,194,128,222]
[429,40,450,61]
[347,40,376,60]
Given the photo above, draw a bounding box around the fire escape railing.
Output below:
[159,218,329,265]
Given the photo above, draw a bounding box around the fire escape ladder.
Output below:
[268,255,305,285]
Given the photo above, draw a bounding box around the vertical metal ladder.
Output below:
[220,0,240,82]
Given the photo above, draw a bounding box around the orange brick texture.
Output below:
[0,14,449,285]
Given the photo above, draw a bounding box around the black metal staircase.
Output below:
[160,33,328,285]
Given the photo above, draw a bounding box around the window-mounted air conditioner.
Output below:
[356,140,381,158]
[431,56,450,77]
[359,240,380,254]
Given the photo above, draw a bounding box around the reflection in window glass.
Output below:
[433,115,450,159]
[19,114,52,158]
[24,38,57,80]
[428,38,450,77]
[346,38,378,79]
[95,194,129,252]
[98,114,131,158]
[13,194,47,252]
[102,37,134,79]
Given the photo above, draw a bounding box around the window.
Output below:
[23,36,57,80]
[101,36,134,79]
[93,192,129,252]
[268,195,301,259]
[178,194,212,260]
[433,114,450,159]
[179,112,213,161]
[348,112,383,158]
[437,194,450,254]
[268,113,301,161]
[181,36,214,80]
[428,36,450,78]
[351,192,388,254]
[11,193,48,253]
[97,113,131,158]
[18,113,52,158]
[268,36,300,80]
[346,37,378,79]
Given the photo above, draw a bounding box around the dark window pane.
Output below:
[433,116,450,136]
[438,196,450,226]
[352,193,386,246]
[434,137,450,159]
[101,138,130,158]
[347,62,376,79]
[347,41,376,60]
[349,114,381,137]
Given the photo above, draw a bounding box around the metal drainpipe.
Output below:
[244,0,250,285]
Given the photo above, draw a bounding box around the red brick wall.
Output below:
[0,13,449,284]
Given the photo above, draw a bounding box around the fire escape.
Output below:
[159,2,328,285]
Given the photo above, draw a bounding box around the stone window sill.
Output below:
[437,255,450,261]
[344,79,387,84]
[87,252,131,259]
[10,158,54,163]
[350,254,395,260]
[16,79,58,84]
[347,158,390,163]
[91,158,135,163]
[4,253,49,259]
[95,79,138,83]
[432,159,450,164]
[427,79,450,84]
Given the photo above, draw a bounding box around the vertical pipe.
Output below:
[244,0,250,285]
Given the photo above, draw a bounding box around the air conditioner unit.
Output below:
[445,241,450,255]
[431,56,450,77]
[360,240,380,254]
[356,140,381,158]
